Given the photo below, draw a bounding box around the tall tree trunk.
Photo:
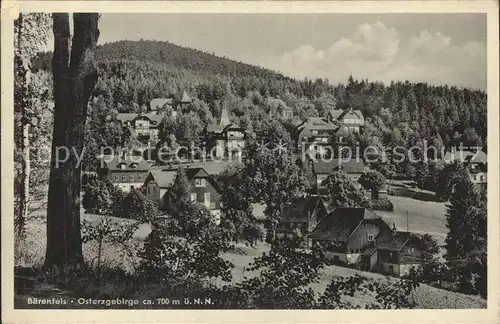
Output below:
[44,13,99,269]
[14,13,31,240]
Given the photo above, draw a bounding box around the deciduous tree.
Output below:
[44,13,100,268]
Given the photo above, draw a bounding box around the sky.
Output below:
[96,13,487,90]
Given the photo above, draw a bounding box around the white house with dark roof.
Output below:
[295,108,365,158]
[98,155,151,192]
[143,167,223,224]
[304,155,366,195]
[326,108,365,133]
[443,148,487,185]
[149,98,173,112]
[111,113,163,146]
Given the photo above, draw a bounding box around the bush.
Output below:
[114,189,159,222]
[369,198,394,211]
[83,176,125,215]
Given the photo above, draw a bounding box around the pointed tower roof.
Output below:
[219,105,230,127]
[180,90,192,104]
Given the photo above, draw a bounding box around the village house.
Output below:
[143,167,222,224]
[373,230,425,277]
[205,106,247,161]
[98,155,151,192]
[149,97,174,112]
[304,156,366,195]
[114,113,163,146]
[296,108,365,157]
[276,196,331,247]
[309,207,391,265]
[443,148,487,185]
[326,108,365,133]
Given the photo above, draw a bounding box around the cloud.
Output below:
[271,21,486,90]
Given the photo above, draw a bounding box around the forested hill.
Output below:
[32,39,487,150]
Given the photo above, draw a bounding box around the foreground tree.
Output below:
[14,13,51,239]
[244,142,309,247]
[445,173,487,295]
[326,171,369,208]
[358,170,386,199]
[44,13,100,268]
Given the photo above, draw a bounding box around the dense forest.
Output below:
[33,39,487,153]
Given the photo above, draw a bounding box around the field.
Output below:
[376,195,448,246]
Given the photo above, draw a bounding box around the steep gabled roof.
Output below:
[376,230,423,251]
[180,90,192,103]
[297,117,338,132]
[327,109,344,120]
[310,208,381,242]
[443,149,487,164]
[185,167,222,193]
[465,150,487,164]
[280,196,326,223]
[150,98,173,111]
[185,167,211,180]
[219,106,231,127]
[145,170,177,188]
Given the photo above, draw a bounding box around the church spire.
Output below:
[219,102,230,127]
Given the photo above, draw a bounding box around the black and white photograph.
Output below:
[2,1,499,320]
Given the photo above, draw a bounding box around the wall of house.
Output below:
[399,264,421,277]
[325,252,347,264]
[381,262,400,276]
[145,181,161,201]
[346,220,380,252]
[346,253,362,264]
[471,172,487,184]
[116,182,145,193]
[316,174,328,187]
[189,178,221,210]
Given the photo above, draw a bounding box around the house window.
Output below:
[129,175,134,181]
[114,175,119,182]
[368,234,374,241]
[190,193,197,202]
[204,193,211,207]
[119,163,126,170]
[195,179,206,187]
[122,176,126,181]
[138,175,142,181]
[312,130,318,135]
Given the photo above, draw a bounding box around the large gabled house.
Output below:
[295,108,365,158]
[374,230,425,277]
[326,108,365,133]
[205,106,248,160]
[296,117,340,156]
[277,196,330,247]
[143,167,222,224]
[309,207,391,265]
[111,113,163,146]
[98,155,151,192]
[304,156,366,195]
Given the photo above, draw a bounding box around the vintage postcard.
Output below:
[1,1,499,323]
